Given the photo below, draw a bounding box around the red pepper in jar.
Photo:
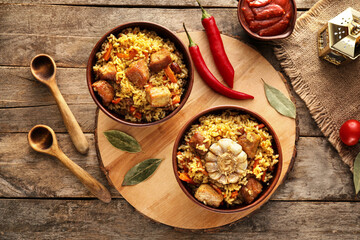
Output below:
[242,0,293,37]
[183,24,254,100]
[248,0,271,7]
[252,4,285,20]
[196,0,234,88]
[259,13,291,36]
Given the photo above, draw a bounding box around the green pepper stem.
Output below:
[196,0,212,20]
[183,23,197,47]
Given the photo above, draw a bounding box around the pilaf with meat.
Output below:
[176,110,279,208]
[92,27,188,122]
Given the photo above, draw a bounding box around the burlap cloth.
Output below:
[273,0,360,171]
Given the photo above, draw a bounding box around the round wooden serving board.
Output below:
[95,32,296,229]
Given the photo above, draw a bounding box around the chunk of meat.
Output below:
[125,59,149,88]
[149,49,172,72]
[146,86,171,107]
[96,62,117,81]
[237,132,261,158]
[189,131,210,156]
[170,62,182,74]
[240,177,263,204]
[92,80,115,106]
[194,184,223,208]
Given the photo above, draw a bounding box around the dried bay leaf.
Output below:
[122,158,162,186]
[354,152,360,195]
[103,130,141,153]
[262,79,296,119]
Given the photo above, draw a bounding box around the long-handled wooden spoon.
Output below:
[30,54,89,154]
[28,124,111,203]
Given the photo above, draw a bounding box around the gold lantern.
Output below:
[318,7,360,65]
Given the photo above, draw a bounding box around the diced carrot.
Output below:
[103,43,113,61]
[144,52,149,59]
[193,157,208,175]
[211,184,223,195]
[177,151,182,155]
[253,159,260,169]
[129,49,138,59]
[164,65,177,83]
[172,95,181,105]
[111,98,121,104]
[261,172,266,182]
[116,52,129,58]
[231,191,239,198]
[178,172,195,184]
[129,106,136,113]
[134,112,142,119]
[258,123,265,129]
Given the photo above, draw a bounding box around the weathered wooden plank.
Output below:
[0,104,97,133]
[0,133,120,197]
[0,67,92,108]
[2,0,238,7]
[1,0,317,9]
[0,7,244,68]
[0,66,321,135]
[0,199,358,238]
[0,6,306,68]
[0,4,307,52]
[273,137,357,200]
[0,5,237,37]
[0,133,357,200]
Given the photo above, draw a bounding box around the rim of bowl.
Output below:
[237,0,297,41]
[87,21,194,127]
[172,105,283,213]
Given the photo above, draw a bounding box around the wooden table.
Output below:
[0,0,359,239]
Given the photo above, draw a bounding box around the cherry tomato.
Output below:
[339,119,360,146]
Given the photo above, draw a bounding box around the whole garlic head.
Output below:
[205,138,247,185]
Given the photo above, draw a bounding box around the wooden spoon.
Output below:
[30,54,89,154]
[28,124,111,203]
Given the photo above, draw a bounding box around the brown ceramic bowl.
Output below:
[237,0,297,40]
[87,22,194,127]
[172,106,283,213]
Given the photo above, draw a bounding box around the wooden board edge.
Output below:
[277,71,299,179]
[94,107,115,188]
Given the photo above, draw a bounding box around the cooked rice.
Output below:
[93,27,188,122]
[177,110,279,207]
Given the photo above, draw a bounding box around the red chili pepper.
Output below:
[183,24,254,100]
[261,172,266,182]
[196,0,234,88]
